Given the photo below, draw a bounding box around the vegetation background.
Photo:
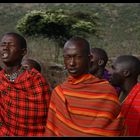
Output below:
[0,3,140,88]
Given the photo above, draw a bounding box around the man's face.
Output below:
[109,61,124,86]
[89,53,99,74]
[0,35,26,66]
[64,44,90,77]
[21,60,33,70]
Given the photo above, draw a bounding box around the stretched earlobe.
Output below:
[123,70,130,77]
[98,60,104,66]
[22,48,27,56]
[89,54,93,62]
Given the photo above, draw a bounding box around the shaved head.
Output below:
[64,37,90,56]
[90,48,108,67]
[110,55,140,87]
[115,55,140,77]
[22,58,41,72]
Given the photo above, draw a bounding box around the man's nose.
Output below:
[108,68,113,75]
[0,43,9,48]
[69,57,75,66]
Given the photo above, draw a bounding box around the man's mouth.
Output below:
[1,52,9,59]
[109,77,114,84]
[68,68,77,73]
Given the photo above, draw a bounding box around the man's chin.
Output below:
[69,72,87,79]
[110,81,119,87]
[69,73,78,77]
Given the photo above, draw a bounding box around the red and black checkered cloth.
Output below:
[0,68,51,136]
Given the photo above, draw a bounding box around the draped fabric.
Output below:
[46,74,126,136]
[0,68,50,136]
[121,82,140,136]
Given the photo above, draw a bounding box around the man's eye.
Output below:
[23,65,29,69]
[111,66,115,70]
[9,44,14,46]
[8,43,15,46]
[76,56,82,58]
[0,43,14,46]
[64,56,70,59]
[0,43,5,46]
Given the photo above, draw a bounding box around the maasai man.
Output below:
[0,32,51,136]
[89,48,108,79]
[89,48,121,96]
[109,55,140,136]
[45,37,127,136]
[22,58,41,73]
[22,58,52,91]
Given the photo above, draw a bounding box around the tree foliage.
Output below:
[16,9,99,44]
[16,9,100,61]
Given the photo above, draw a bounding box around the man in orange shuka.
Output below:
[45,37,127,136]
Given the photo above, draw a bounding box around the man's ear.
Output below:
[98,59,104,66]
[89,54,93,62]
[22,48,27,56]
[123,70,131,77]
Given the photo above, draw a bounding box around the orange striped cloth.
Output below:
[121,82,140,136]
[46,74,127,136]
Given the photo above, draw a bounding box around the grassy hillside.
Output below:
[0,3,140,88]
[0,3,139,56]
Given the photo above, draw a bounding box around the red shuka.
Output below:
[121,82,140,136]
[0,68,50,136]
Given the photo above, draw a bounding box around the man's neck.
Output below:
[121,79,137,102]
[4,65,21,74]
[124,80,137,93]
[95,68,104,79]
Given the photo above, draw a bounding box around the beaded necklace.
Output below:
[5,66,25,82]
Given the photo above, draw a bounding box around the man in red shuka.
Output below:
[0,32,51,136]
[109,55,140,136]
